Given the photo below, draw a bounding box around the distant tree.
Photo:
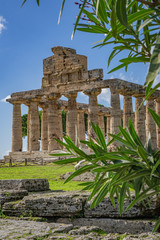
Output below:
[22,114,28,138]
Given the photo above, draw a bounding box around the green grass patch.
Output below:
[0,164,84,191]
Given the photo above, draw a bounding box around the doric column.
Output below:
[77,109,85,142]
[146,97,156,146]
[98,113,105,135]
[58,106,63,142]
[40,103,48,151]
[27,104,30,151]
[29,98,41,151]
[134,95,146,144]
[84,88,101,138]
[65,92,78,144]
[11,100,22,152]
[110,87,121,135]
[107,116,111,143]
[156,98,160,148]
[46,93,61,152]
[123,94,133,128]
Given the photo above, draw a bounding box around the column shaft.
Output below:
[41,107,48,151]
[58,109,63,141]
[98,114,105,135]
[48,99,60,151]
[77,110,85,142]
[12,103,22,152]
[86,89,101,139]
[123,95,133,128]
[29,101,40,151]
[135,97,146,144]
[66,93,77,144]
[110,88,121,135]
[27,106,30,151]
[146,99,156,146]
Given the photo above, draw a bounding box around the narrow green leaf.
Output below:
[50,153,72,157]
[65,164,96,183]
[128,119,143,147]
[54,157,83,165]
[71,0,87,40]
[145,33,160,87]
[152,218,160,233]
[108,63,127,74]
[119,182,127,215]
[137,146,148,162]
[145,82,160,103]
[116,0,128,28]
[58,0,65,24]
[148,108,160,129]
[138,18,153,31]
[82,9,100,25]
[119,126,137,149]
[21,0,27,7]
[120,57,150,63]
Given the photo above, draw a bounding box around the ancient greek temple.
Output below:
[5,46,160,161]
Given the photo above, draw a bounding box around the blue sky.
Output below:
[0,0,149,158]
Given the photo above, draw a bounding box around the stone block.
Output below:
[24,191,88,217]
[57,218,156,234]
[0,189,28,206]
[88,69,103,80]
[0,179,50,192]
[84,197,159,219]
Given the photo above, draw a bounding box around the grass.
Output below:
[0,163,84,191]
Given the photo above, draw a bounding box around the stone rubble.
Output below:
[0,219,160,240]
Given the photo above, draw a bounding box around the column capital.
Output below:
[24,96,42,105]
[110,86,119,94]
[84,88,101,96]
[133,93,145,98]
[64,91,77,99]
[7,97,23,105]
[45,93,61,100]
[39,102,48,109]
[120,92,133,96]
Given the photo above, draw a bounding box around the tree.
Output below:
[22,0,160,96]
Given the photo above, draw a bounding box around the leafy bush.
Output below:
[52,108,160,232]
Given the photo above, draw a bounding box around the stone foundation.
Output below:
[0,179,160,236]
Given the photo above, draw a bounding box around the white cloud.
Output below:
[110,71,138,83]
[78,92,89,102]
[0,16,6,34]
[98,88,111,105]
[0,95,11,103]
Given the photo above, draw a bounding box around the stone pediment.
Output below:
[42,46,103,88]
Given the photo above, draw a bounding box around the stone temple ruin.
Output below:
[5,46,160,161]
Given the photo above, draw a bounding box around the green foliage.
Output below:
[62,110,66,134]
[22,114,28,137]
[53,118,160,232]
[84,113,88,132]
